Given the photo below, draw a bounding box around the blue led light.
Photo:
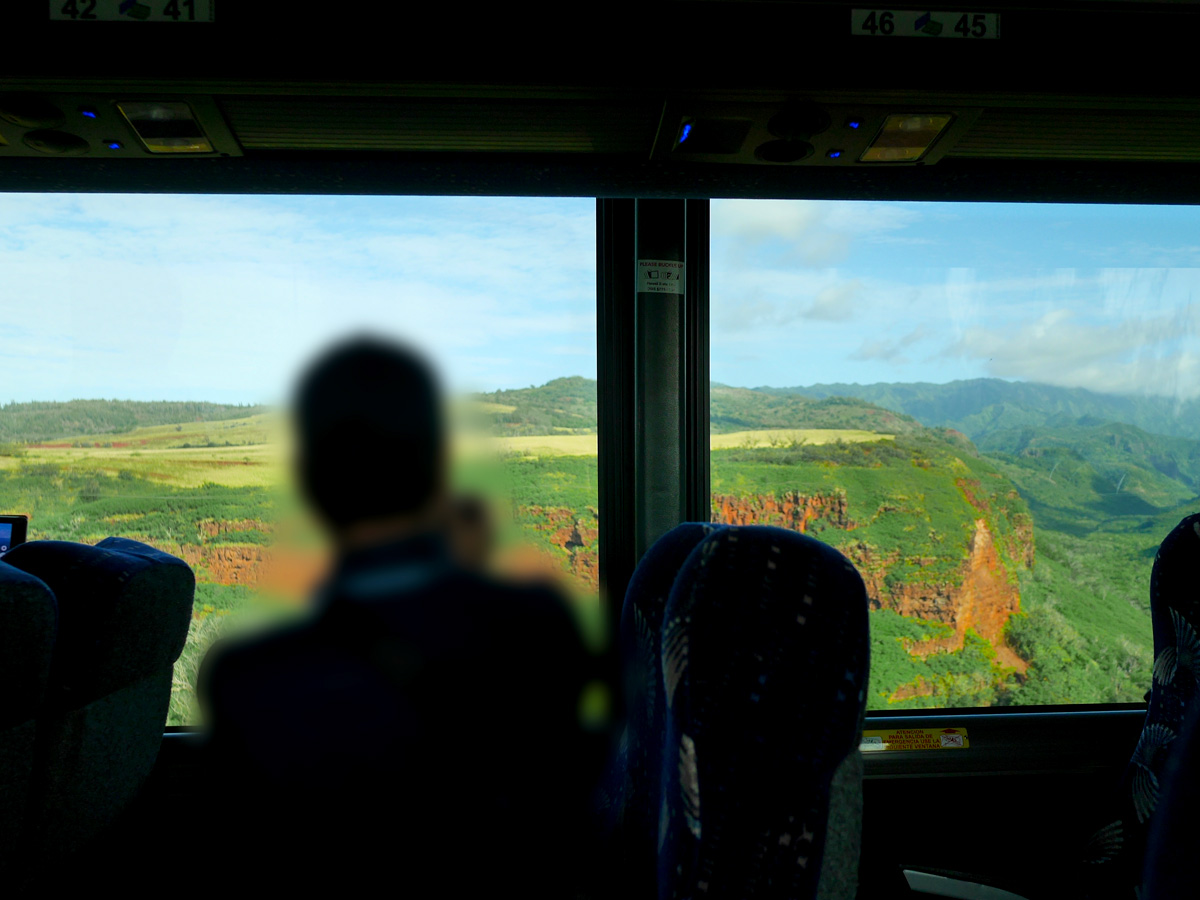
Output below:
[106,142,122,150]
[679,123,692,143]
[828,150,842,159]
[81,110,97,119]
[848,120,861,129]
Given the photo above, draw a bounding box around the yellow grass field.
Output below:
[1,416,894,487]
[711,429,893,449]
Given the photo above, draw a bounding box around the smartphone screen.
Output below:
[0,516,27,555]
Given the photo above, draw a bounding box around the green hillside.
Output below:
[471,377,926,437]
[474,377,598,435]
[976,421,1200,523]
[710,385,923,435]
[0,400,270,444]
[710,422,1176,708]
[772,378,1200,442]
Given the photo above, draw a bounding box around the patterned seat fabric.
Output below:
[1141,687,1200,899]
[657,525,870,900]
[1079,512,1200,899]
[600,523,723,897]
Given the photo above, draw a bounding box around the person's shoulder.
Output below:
[453,568,579,626]
[197,613,328,711]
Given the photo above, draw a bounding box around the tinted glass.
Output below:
[0,194,600,724]
[711,199,1198,708]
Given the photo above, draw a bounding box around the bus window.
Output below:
[710,199,1198,709]
[0,194,600,725]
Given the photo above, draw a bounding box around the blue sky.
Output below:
[711,199,1200,399]
[0,194,1196,404]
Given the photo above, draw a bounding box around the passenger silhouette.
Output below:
[196,336,601,896]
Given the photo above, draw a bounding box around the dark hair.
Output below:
[294,335,444,528]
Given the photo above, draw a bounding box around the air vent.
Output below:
[220,98,660,154]
[948,109,1200,160]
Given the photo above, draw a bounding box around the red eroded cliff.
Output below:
[712,492,1029,669]
[711,491,851,532]
[508,505,600,592]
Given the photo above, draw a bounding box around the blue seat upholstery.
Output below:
[1137,513,1200,900]
[3,537,194,870]
[604,523,723,894]
[1079,512,1200,898]
[657,525,870,900]
[0,562,57,877]
[1142,688,1200,899]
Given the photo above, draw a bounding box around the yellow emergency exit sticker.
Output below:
[860,726,969,751]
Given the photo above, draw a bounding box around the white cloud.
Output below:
[712,199,922,268]
[948,304,1200,399]
[805,281,860,322]
[0,194,596,402]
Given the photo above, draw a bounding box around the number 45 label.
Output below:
[851,10,999,38]
[50,0,214,22]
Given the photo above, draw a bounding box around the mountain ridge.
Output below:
[758,377,1200,442]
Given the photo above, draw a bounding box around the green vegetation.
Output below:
[0,399,270,444]
[473,377,597,435]
[468,377,926,437]
[711,385,924,435]
[869,612,1015,708]
[3,376,1194,722]
[772,377,1200,443]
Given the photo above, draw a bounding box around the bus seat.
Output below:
[1137,513,1200,900]
[0,562,57,878]
[607,523,722,894]
[2,537,194,872]
[1079,512,1200,899]
[1141,684,1200,899]
[657,525,870,900]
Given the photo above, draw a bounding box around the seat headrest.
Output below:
[662,525,871,763]
[0,561,57,728]
[658,525,870,898]
[1152,513,1200,607]
[3,538,194,709]
[622,523,722,695]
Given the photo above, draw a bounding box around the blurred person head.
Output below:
[449,494,495,571]
[293,335,447,549]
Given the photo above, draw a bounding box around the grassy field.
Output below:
[711,429,892,449]
[2,406,1181,721]
[462,427,890,460]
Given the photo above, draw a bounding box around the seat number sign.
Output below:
[852,10,999,38]
[50,0,214,21]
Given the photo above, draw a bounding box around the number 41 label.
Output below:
[50,0,214,22]
[852,10,999,38]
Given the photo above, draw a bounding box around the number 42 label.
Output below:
[852,10,999,38]
[50,0,214,22]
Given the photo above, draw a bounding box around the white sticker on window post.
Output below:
[638,259,685,295]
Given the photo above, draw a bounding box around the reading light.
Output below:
[860,114,952,162]
[117,101,213,153]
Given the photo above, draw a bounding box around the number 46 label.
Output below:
[851,10,999,38]
[50,0,214,22]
